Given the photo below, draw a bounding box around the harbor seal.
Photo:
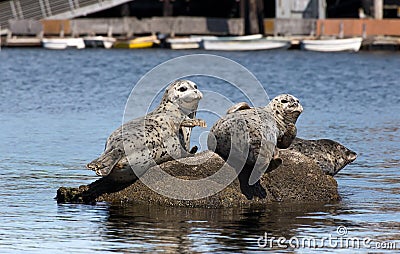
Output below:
[208,94,303,200]
[287,138,357,176]
[86,80,205,185]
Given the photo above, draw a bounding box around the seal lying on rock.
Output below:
[56,149,340,206]
[287,138,357,176]
[87,80,205,186]
[208,94,303,200]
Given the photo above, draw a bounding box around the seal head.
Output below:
[267,94,303,128]
[288,138,357,176]
[161,80,204,152]
[265,94,303,149]
[161,80,203,117]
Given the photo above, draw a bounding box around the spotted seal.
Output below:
[287,138,357,176]
[87,80,205,184]
[208,94,303,200]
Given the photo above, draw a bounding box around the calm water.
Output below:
[0,48,399,253]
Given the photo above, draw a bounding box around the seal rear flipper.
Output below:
[55,175,136,204]
[86,148,124,176]
[56,185,89,204]
[226,102,251,114]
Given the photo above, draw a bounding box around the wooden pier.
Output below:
[1,17,400,50]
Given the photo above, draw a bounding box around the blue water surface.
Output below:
[0,48,399,253]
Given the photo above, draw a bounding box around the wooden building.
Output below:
[1,0,399,37]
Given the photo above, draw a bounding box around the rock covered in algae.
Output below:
[57,150,339,208]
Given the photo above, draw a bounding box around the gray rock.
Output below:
[57,149,341,207]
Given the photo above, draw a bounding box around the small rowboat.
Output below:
[203,38,290,51]
[83,36,116,49]
[193,34,263,41]
[114,40,154,49]
[5,37,42,47]
[114,35,159,49]
[42,38,85,49]
[300,37,363,52]
[166,37,201,49]
[166,34,265,50]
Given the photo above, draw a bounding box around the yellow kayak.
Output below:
[114,40,153,49]
[114,35,158,49]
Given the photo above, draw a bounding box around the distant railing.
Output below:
[0,0,132,30]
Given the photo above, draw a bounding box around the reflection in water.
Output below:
[99,202,354,252]
[0,49,399,252]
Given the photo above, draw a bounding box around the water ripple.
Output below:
[0,48,399,253]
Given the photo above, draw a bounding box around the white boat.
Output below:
[203,38,290,51]
[5,37,42,47]
[300,37,363,52]
[166,34,265,50]
[83,36,116,49]
[166,37,201,49]
[192,34,263,41]
[42,38,85,49]
[170,42,200,50]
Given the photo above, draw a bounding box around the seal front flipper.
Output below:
[277,123,297,149]
[226,102,251,114]
[266,148,283,172]
[267,157,283,172]
[181,119,207,128]
[189,145,198,154]
[86,148,124,176]
[164,135,193,159]
[248,139,275,185]
[238,164,267,200]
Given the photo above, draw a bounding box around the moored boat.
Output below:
[42,38,85,49]
[114,35,159,49]
[193,34,263,41]
[5,36,41,47]
[166,37,201,49]
[166,34,266,50]
[203,38,290,51]
[300,37,363,52]
[83,36,116,49]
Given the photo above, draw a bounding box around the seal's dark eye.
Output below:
[194,85,197,89]
[281,99,288,103]
[178,87,187,92]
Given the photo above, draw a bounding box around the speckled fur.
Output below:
[87,80,204,183]
[210,94,303,166]
[208,94,303,199]
[287,138,357,176]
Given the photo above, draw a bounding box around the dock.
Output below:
[1,17,400,51]
[0,0,399,51]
